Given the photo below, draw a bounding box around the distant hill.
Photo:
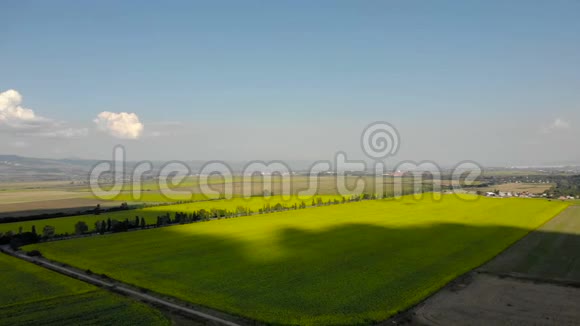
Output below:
[0,155,322,182]
[0,155,99,182]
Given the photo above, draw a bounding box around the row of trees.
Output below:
[0,224,49,249]
[2,191,426,249]
[547,175,580,198]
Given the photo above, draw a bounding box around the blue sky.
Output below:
[1,1,579,164]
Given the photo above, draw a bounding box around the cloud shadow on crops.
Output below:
[39,210,580,325]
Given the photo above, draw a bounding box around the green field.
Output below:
[108,191,216,202]
[0,195,342,235]
[89,175,428,202]
[25,195,568,325]
[0,252,169,325]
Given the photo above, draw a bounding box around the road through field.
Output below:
[24,196,567,325]
[1,247,242,326]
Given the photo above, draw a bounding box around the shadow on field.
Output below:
[102,222,577,322]
[390,207,580,326]
[32,214,580,324]
[480,206,580,282]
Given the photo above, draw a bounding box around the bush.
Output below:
[26,250,42,257]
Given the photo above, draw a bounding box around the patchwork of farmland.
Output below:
[25,195,568,325]
[481,182,554,194]
[0,252,169,325]
[0,195,342,235]
[91,175,429,202]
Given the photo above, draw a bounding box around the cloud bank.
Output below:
[94,111,144,139]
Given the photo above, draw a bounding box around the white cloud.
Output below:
[0,89,44,128]
[0,89,87,138]
[94,111,144,139]
[542,118,570,134]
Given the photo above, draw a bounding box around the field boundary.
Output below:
[7,196,566,325]
[3,194,366,245]
[385,204,578,325]
[477,270,580,288]
[383,203,571,325]
[0,246,245,326]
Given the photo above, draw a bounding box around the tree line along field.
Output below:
[0,252,169,325]
[25,195,568,325]
[0,195,344,235]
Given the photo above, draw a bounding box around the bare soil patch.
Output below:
[482,206,580,281]
[407,273,580,326]
[390,206,580,325]
[0,198,118,218]
[482,182,553,194]
[0,190,86,205]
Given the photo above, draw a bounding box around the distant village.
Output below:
[483,191,577,200]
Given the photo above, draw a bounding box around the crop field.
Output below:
[90,175,429,202]
[481,182,554,194]
[25,195,568,325]
[408,205,580,325]
[0,176,426,219]
[0,198,120,219]
[0,195,342,235]
[0,182,110,218]
[108,191,217,202]
[481,205,580,281]
[0,190,87,205]
[0,252,168,325]
[0,180,83,192]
